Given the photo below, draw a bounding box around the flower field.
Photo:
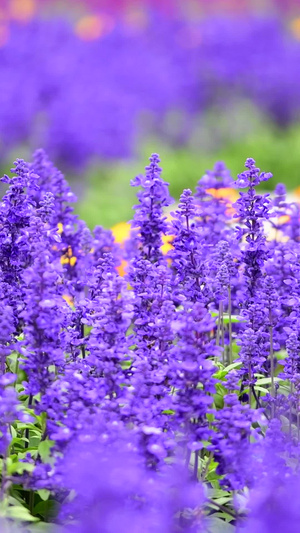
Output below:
[0,150,299,531]
[2,12,300,171]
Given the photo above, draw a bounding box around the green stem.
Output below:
[185,448,191,468]
[194,451,199,481]
[217,301,224,362]
[207,499,237,520]
[81,323,86,359]
[201,453,213,481]
[25,394,33,447]
[248,364,252,408]
[216,311,221,347]
[220,301,224,352]
[29,490,34,515]
[0,454,7,501]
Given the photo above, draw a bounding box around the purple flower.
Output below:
[130,153,173,264]
[168,189,210,304]
[20,249,67,397]
[0,373,18,456]
[0,160,38,322]
[0,298,16,375]
[59,431,206,533]
[210,372,262,490]
[169,303,217,451]
[243,465,300,533]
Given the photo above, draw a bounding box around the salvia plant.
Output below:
[1,149,300,532]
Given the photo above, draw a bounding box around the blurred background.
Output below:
[1,0,300,227]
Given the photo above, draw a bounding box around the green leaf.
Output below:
[214,395,224,409]
[16,422,41,432]
[213,496,233,505]
[210,312,244,324]
[7,461,35,475]
[216,383,227,394]
[255,377,282,386]
[208,488,230,499]
[27,524,59,532]
[7,351,19,369]
[121,359,132,370]
[214,362,242,381]
[33,500,58,521]
[10,426,17,439]
[12,436,29,445]
[38,440,54,462]
[4,505,38,522]
[214,370,227,380]
[18,450,39,460]
[37,489,50,502]
[225,362,242,372]
[207,516,235,532]
[274,350,287,361]
[207,469,221,482]
[254,386,269,394]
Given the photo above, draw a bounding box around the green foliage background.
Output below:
[78,120,300,228]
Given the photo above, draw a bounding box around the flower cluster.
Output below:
[1,151,300,531]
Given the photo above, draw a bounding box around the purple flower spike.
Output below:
[130,153,173,263]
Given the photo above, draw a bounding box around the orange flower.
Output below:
[206,187,238,203]
[63,294,74,307]
[60,246,77,266]
[277,215,290,225]
[110,219,174,274]
[205,187,238,218]
[291,18,300,40]
[75,14,114,41]
[111,221,131,245]
[161,234,174,255]
[57,222,63,235]
[117,259,128,277]
[9,0,36,22]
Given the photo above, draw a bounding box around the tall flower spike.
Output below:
[195,161,235,251]
[85,253,134,409]
[234,157,273,302]
[0,374,16,459]
[130,153,173,263]
[0,298,16,375]
[234,159,275,404]
[169,302,217,458]
[30,148,77,226]
[210,384,261,490]
[0,160,39,330]
[0,374,24,457]
[20,249,67,398]
[282,332,300,384]
[59,430,206,533]
[244,466,300,533]
[279,332,300,434]
[30,150,88,299]
[125,259,176,465]
[168,188,210,304]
